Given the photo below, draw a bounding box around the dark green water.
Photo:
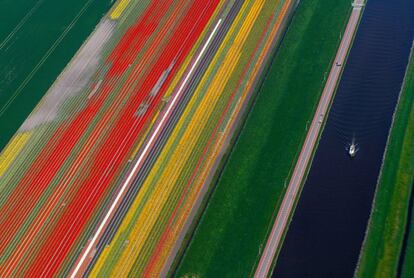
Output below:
[0,0,114,151]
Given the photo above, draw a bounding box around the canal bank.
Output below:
[255,1,364,276]
[356,43,414,277]
[175,0,353,276]
[274,0,414,277]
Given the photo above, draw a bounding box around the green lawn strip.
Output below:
[176,0,351,276]
[402,193,414,278]
[356,48,414,277]
[0,0,114,151]
[0,0,43,43]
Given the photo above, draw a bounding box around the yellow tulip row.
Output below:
[110,0,132,20]
[0,132,31,180]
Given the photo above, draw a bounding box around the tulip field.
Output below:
[0,0,293,276]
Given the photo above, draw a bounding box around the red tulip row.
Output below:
[0,0,219,276]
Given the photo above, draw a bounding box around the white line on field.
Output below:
[70,18,222,277]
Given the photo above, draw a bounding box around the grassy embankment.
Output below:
[402,195,414,277]
[176,0,351,276]
[0,0,114,151]
[356,46,414,278]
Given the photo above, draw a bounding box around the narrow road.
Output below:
[254,1,365,277]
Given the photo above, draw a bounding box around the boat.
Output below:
[347,135,358,158]
[349,143,357,157]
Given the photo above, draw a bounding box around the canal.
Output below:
[273,0,414,277]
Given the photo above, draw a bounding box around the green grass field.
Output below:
[402,196,414,278]
[176,0,351,276]
[400,194,414,278]
[0,0,113,151]
[356,47,414,278]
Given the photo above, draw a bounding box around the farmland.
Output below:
[0,0,296,275]
[356,45,414,278]
[0,0,114,151]
[402,195,414,277]
[0,0,219,275]
[89,0,294,276]
[176,0,352,276]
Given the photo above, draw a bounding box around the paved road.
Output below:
[254,1,365,277]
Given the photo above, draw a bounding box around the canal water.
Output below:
[273,0,414,277]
